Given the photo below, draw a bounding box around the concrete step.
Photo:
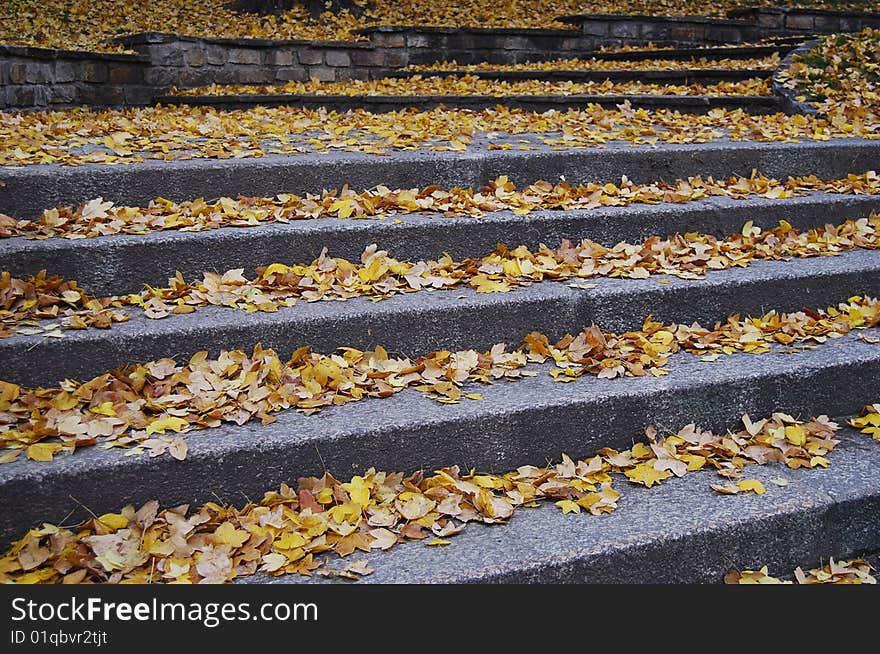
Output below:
[3,191,878,297]
[247,426,879,583]
[588,43,802,62]
[2,248,878,387]
[1,330,877,551]
[160,93,782,115]
[390,69,774,83]
[3,139,878,220]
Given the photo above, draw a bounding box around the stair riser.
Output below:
[3,140,878,220]
[4,193,879,297]
[2,251,878,387]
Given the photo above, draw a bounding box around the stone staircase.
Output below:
[1,8,880,583]
[1,132,880,581]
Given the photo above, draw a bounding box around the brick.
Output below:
[78,84,125,106]
[706,27,746,43]
[609,22,641,39]
[758,13,783,28]
[336,67,370,81]
[275,67,309,82]
[205,45,228,65]
[297,49,324,65]
[178,68,211,88]
[580,21,609,37]
[47,84,77,105]
[9,63,26,84]
[152,46,185,67]
[185,48,207,67]
[54,61,76,83]
[383,50,408,68]
[503,36,531,50]
[231,66,273,84]
[144,67,179,87]
[0,63,7,85]
[109,65,141,84]
[372,33,405,48]
[25,63,52,84]
[785,14,815,30]
[671,26,704,43]
[7,85,35,108]
[124,85,156,105]
[82,62,108,83]
[325,50,351,67]
[271,50,296,66]
[306,65,336,82]
[351,49,385,67]
[228,48,262,65]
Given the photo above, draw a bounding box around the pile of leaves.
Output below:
[2,101,878,167]
[406,54,782,73]
[170,75,771,98]
[0,271,128,338]
[1,296,878,464]
[0,1,864,53]
[778,29,880,129]
[4,172,878,239]
[726,559,876,584]
[0,401,860,584]
[3,209,880,337]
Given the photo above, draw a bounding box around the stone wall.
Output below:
[728,8,880,34]
[557,14,762,48]
[356,26,594,66]
[2,7,879,111]
[115,32,393,88]
[0,45,151,110]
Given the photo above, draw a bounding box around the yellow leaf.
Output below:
[555,500,581,514]
[426,538,451,546]
[736,479,766,495]
[145,415,189,435]
[97,513,129,531]
[26,443,61,462]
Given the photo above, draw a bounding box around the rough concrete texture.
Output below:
[243,430,879,584]
[3,139,879,219]
[3,191,878,296]
[1,248,878,387]
[162,93,782,115]
[0,334,877,551]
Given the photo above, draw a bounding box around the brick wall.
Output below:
[0,45,150,110]
[115,32,393,88]
[728,8,880,34]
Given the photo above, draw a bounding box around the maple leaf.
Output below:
[625,462,671,488]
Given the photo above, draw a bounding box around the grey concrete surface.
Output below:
[3,191,878,296]
[1,248,878,387]
[3,139,879,219]
[242,429,879,584]
[0,330,878,550]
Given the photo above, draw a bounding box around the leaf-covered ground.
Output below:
[406,53,783,72]
[1,402,877,583]
[726,558,876,584]
[1,295,878,463]
[1,102,877,167]
[5,172,876,239]
[169,75,772,98]
[0,0,869,53]
[2,203,880,338]
[778,28,880,126]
